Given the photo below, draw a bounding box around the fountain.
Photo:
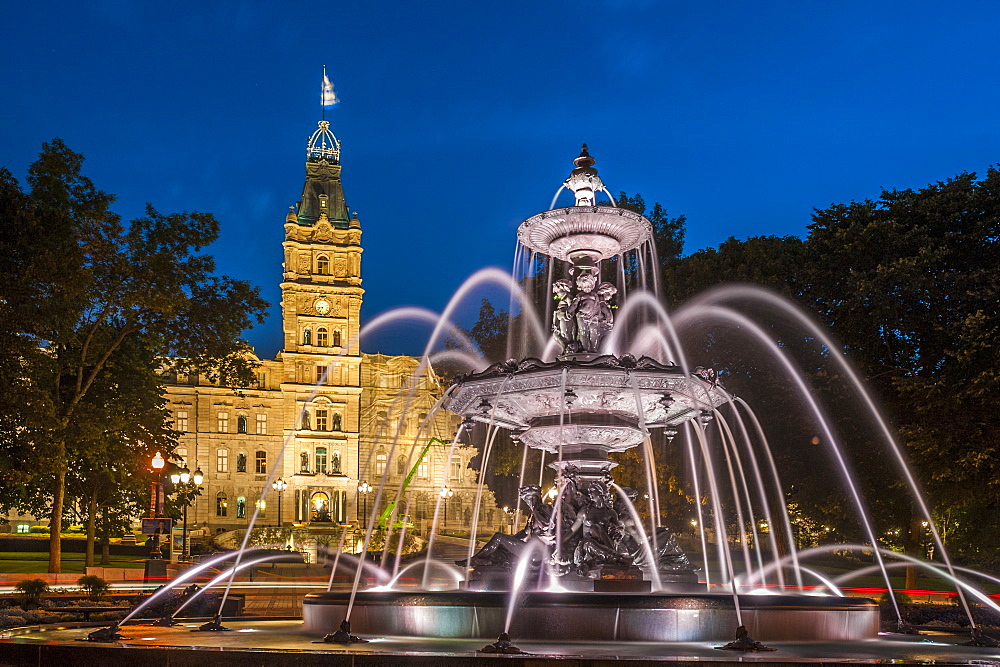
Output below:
[301,146,883,643]
[38,146,1000,661]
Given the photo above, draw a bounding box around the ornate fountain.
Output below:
[447,145,727,589]
[302,147,880,642]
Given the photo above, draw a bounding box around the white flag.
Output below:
[322,75,339,108]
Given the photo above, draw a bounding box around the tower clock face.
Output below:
[314,299,331,315]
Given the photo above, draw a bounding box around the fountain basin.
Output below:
[303,591,879,642]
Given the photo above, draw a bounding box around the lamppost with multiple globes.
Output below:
[272,478,288,527]
[358,481,372,522]
[169,465,204,560]
[440,487,454,529]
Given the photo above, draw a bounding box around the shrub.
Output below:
[14,579,49,607]
[879,590,913,605]
[27,526,49,534]
[77,574,111,601]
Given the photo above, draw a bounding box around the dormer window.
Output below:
[318,194,328,209]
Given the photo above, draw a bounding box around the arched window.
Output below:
[332,412,342,431]
[237,415,248,434]
[216,493,228,517]
[316,328,328,347]
[333,330,342,347]
[375,452,387,476]
[236,452,247,473]
[255,450,267,474]
[396,455,407,476]
[302,328,312,346]
[317,255,330,275]
[236,496,247,519]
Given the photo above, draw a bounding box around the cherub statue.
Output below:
[567,268,616,353]
[551,279,574,351]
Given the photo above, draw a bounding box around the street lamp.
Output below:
[440,487,453,529]
[150,452,166,558]
[358,482,372,521]
[170,465,203,559]
[272,478,288,527]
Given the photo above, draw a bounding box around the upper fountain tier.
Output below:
[517,145,653,264]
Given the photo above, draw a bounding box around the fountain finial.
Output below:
[564,144,604,206]
[574,143,596,168]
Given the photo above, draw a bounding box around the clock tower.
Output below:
[279,119,364,522]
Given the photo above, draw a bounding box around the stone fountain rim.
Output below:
[452,354,720,386]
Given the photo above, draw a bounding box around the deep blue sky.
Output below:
[3,1,998,357]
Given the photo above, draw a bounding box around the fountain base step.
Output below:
[303,591,879,642]
[593,578,651,593]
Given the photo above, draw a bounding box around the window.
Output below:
[256,414,267,435]
[316,366,325,384]
[236,496,246,519]
[176,411,189,433]
[216,493,228,517]
[332,412,342,431]
[303,328,312,346]
[315,447,328,474]
[450,457,462,482]
[255,451,267,474]
[418,458,429,478]
[176,447,188,468]
[255,495,266,517]
[397,455,407,476]
[375,452,387,476]
[16,524,29,534]
[331,450,341,474]
[315,409,328,431]
[333,330,342,347]
[317,255,330,275]
[236,452,247,473]
[217,412,229,433]
[217,448,229,473]
[316,328,328,347]
[237,415,248,434]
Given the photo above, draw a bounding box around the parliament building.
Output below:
[162,118,498,536]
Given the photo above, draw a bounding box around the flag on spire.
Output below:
[321,67,339,108]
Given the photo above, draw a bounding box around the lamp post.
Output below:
[170,465,203,560]
[150,451,165,558]
[358,482,372,522]
[440,487,453,530]
[272,478,287,527]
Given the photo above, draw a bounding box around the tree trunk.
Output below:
[99,509,111,566]
[47,455,67,573]
[85,488,97,568]
[904,509,922,590]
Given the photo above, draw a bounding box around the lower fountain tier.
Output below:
[303,591,879,642]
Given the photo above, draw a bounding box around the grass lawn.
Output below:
[0,552,145,574]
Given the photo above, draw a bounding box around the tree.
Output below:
[804,167,1000,571]
[0,139,269,571]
